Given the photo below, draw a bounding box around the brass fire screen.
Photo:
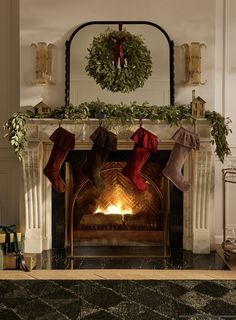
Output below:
[66,159,170,258]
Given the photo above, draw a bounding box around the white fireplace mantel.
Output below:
[20,118,214,254]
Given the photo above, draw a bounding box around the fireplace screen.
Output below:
[66,150,170,247]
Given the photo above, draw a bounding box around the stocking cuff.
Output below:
[172,127,200,150]
[90,127,117,151]
[50,127,75,150]
[131,127,158,152]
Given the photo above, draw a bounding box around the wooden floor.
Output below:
[1,269,236,280]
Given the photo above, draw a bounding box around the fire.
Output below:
[95,201,133,215]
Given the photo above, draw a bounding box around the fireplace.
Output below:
[21,118,214,254]
[73,150,167,234]
[52,150,183,256]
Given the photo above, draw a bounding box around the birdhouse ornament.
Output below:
[191,90,206,118]
[33,101,51,115]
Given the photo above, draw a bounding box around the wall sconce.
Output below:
[181,42,206,85]
[31,42,56,84]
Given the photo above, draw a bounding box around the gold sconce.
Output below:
[31,42,56,84]
[181,42,206,85]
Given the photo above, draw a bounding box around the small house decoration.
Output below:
[33,101,51,115]
[191,90,206,118]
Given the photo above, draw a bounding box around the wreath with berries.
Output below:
[85,29,152,93]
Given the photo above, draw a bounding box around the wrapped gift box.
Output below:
[0,232,21,243]
[0,233,24,252]
[0,231,29,270]
[3,253,36,271]
[0,249,3,270]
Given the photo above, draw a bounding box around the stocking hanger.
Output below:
[58,119,62,127]
[138,116,143,127]
[99,119,103,127]
[179,117,197,134]
[96,112,105,127]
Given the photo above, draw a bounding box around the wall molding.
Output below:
[223,0,230,118]
[215,0,230,117]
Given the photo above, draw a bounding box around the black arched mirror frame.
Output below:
[65,21,174,106]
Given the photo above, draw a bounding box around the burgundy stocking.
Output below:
[122,127,158,192]
[43,127,75,193]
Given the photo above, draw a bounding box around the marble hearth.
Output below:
[20,119,214,254]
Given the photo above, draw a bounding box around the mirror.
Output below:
[65,21,174,106]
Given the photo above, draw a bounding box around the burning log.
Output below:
[80,213,123,225]
[124,214,147,226]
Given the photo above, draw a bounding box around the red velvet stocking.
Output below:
[122,127,158,192]
[43,127,75,193]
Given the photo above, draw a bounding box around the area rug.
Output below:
[0,280,236,319]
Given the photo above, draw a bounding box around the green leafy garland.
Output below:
[205,110,232,163]
[4,110,34,160]
[85,29,152,93]
[4,101,231,162]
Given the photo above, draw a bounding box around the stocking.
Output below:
[82,126,117,192]
[122,127,158,192]
[43,127,75,193]
[162,127,200,191]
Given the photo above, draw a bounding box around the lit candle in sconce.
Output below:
[31,42,56,85]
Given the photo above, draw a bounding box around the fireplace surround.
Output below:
[20,118,214,254]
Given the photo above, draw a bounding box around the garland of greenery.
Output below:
[205,110,232,163]
[4,110,34,160]
[85,29,152,93]
[4,101,231,163]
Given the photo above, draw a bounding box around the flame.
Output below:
[95,201,133,215]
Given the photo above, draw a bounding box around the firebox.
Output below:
[52,150,183,256]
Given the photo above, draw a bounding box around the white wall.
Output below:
[0,0,20,226]
[213,0,236,246]
[20,0,216,108]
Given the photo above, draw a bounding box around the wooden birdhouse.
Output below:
[191,90,206,118]
[33,101,51,115]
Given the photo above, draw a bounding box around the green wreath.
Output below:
[85,29,152,93]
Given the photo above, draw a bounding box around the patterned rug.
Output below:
[0,280,236,319]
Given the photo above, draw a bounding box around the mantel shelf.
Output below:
[25,118,211,144]
[25,117,209,125]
